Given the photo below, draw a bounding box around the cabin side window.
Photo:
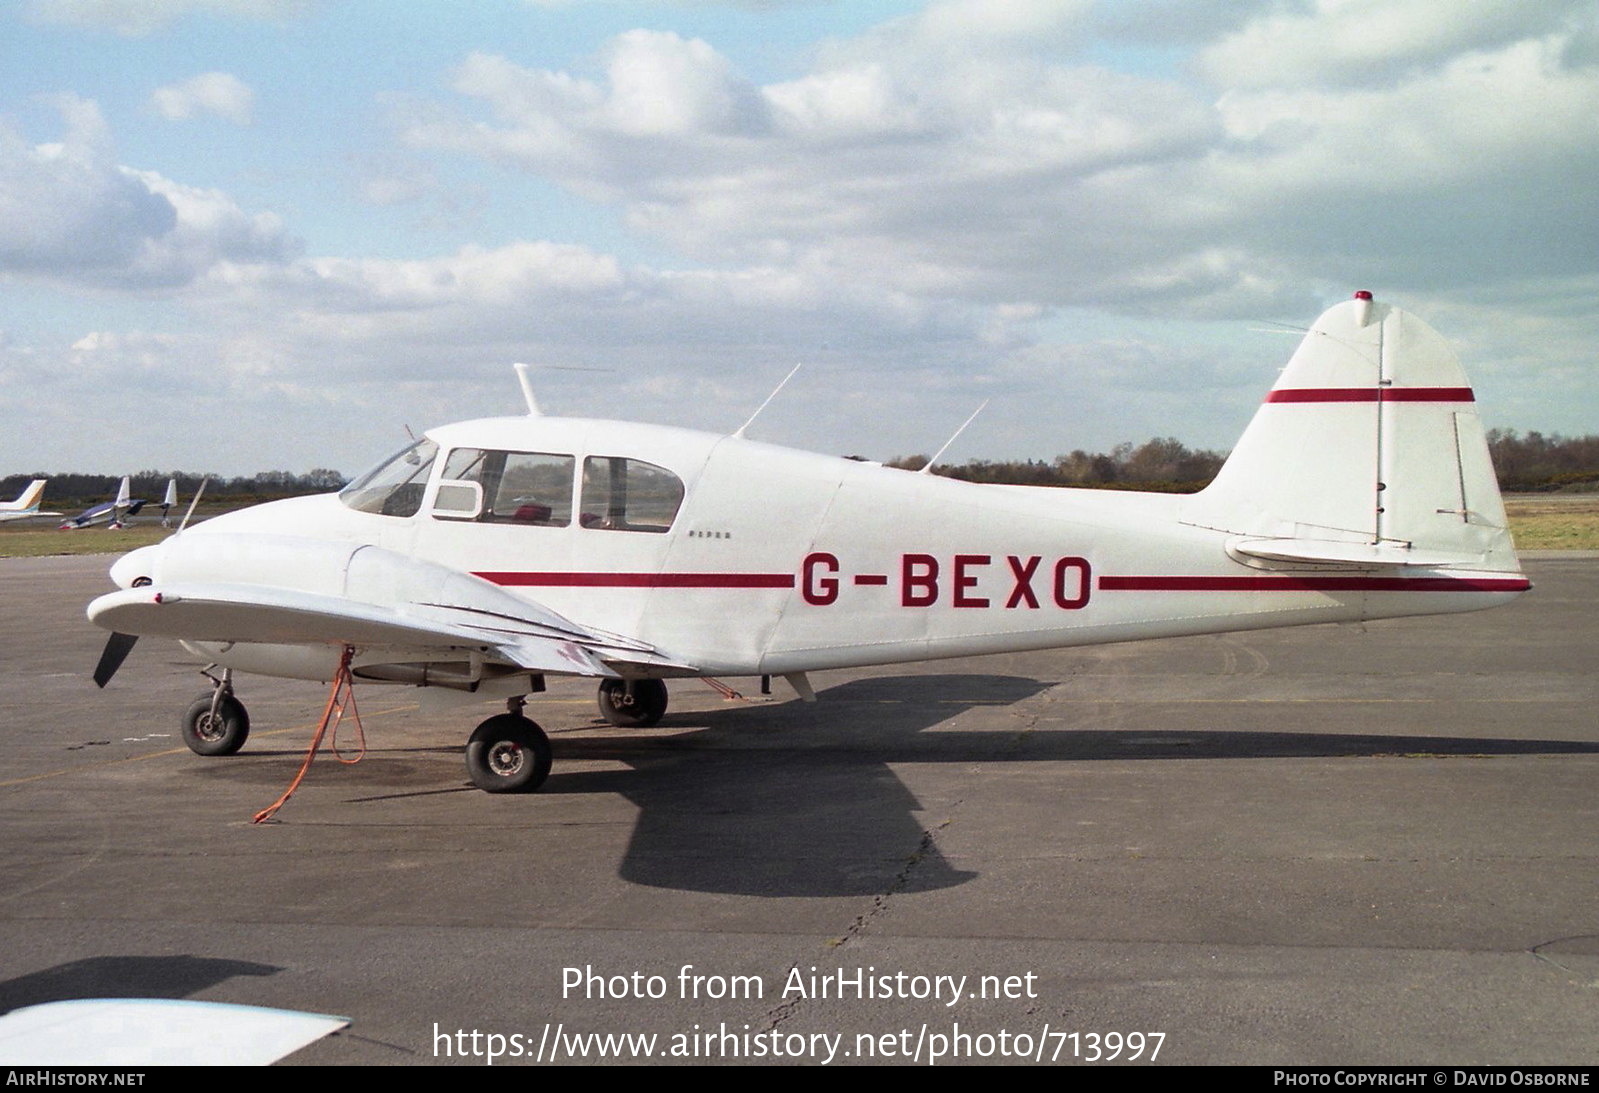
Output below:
[340,438,438,518]
[434,448,575,526]
[580,457,684,533]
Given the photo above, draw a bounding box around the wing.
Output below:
[91,584,622,676]
[0,999,348,1066]
[89,534,698,682]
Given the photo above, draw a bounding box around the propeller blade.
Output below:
[93,632,139,688]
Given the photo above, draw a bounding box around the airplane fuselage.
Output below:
[163,412,1526,683]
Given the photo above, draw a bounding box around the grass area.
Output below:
[0,526,170,557]
[0,497,1594,559]
[1502,495,1599,551]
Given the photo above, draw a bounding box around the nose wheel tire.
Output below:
[465,714,552,793]
[596,678,669,728]
[181,694,251,756]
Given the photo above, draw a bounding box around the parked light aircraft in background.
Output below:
[60,476,143,530]
[58,476,181,530]
[160,478,179,528]
[0,479,60,523]
[87,294,1528,795]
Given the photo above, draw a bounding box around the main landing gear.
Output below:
[182,667,250,756]
[596,678,668,727]
[464,697,553,794]
[175,671,667,795]
[464,682,668,793]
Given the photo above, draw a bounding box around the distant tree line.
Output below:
[1482,430,1599,491]
[6,430,1597,508]
[0,469,348,508]
[889,430,1599,493]
[887,437,1229,492]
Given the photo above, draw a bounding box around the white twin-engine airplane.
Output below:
[88,294,1528,795]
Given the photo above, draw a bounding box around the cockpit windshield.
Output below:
[339,438,438,517]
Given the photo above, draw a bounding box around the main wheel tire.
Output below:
[465,714,552,793]
[182,694,250,756]
[596,678,668,728]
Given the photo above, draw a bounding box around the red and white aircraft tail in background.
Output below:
[88,293,1527,795]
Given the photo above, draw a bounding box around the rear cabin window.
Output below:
[340,438,438,518]
[580,457,684,533]
[435,448,575,526]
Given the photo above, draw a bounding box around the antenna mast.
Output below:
[920,401,989,475]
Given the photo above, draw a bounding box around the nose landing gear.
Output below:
[182,667,250,756]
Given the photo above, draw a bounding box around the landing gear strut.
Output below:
[182,667,250,756]
[597,678,669,727]
[464,697,552,793]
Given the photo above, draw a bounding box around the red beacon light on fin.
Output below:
[1353,289,1373,326]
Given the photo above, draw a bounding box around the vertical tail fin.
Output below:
[0,480,46,513]
[1187,293,1518,572]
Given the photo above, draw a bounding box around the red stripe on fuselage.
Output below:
[1098,575,1529,593]
[1265,387,1475,404]
[476,571,796,589]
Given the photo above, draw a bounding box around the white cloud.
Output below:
[198,239,972,372]
[403,33,1220,306]
[9,4,1598,476]
[840,0,1093,62]
[395,6,1599,321]
[1202,35,1599,288]
[0,235,1008,474]
[0,96,176,277]
[150,72,255,125]
[601,30,767,137]
[415,36,770,187]
[0,97,296,288]
[25,0,313,36]
[1199,0,1592,89]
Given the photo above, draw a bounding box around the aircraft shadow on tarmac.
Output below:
[192,672,1599,900]
[554,673,1599,897]
[0,955,278,1012]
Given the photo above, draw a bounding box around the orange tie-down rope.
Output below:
[252,645,368,824]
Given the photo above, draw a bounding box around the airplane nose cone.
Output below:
[109,544,163,590]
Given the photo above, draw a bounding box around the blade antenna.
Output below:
[733,363,803,439]
[920,401,989,475]
[513,363,541,417]
[177,477,208,533]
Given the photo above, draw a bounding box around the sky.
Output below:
[2,0,1596,477]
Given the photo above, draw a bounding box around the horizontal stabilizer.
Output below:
[1229,538,1487,569]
